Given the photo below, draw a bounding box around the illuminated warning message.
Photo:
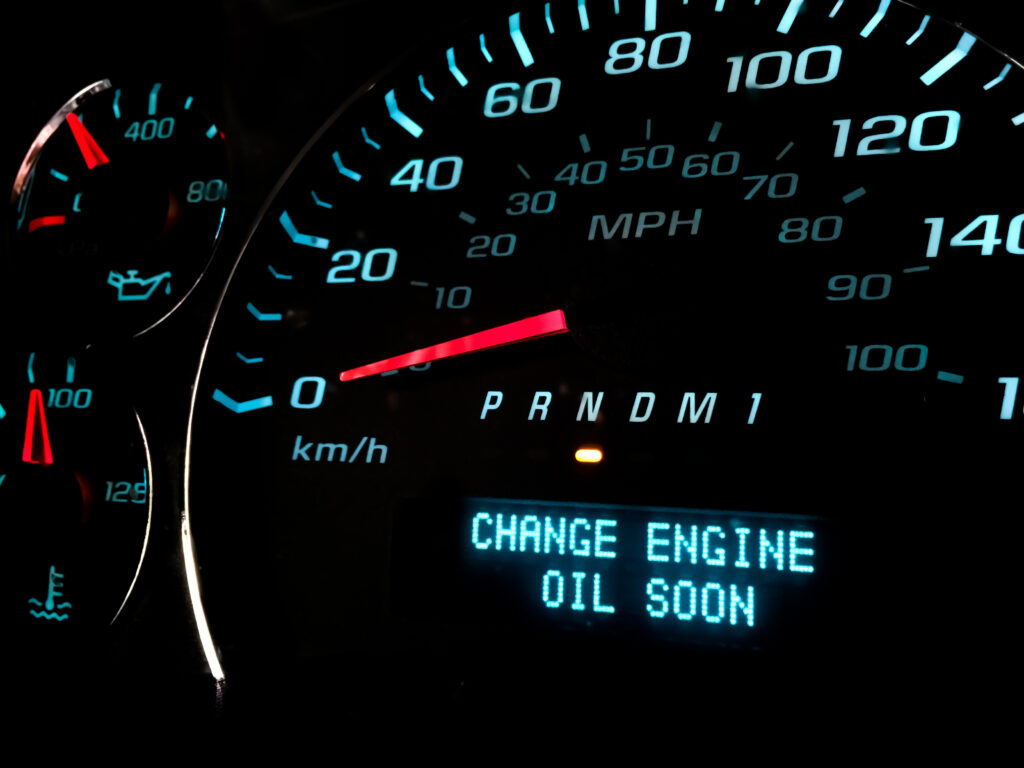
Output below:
[464,498,829,643]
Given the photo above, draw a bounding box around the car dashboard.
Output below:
[2,0,1021,734]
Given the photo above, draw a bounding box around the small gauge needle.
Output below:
[339,309,569,382]
[66,113,110,169]
[23,389,54,465]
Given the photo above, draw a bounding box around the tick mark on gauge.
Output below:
[332,153,362,182]
[777,0,803,35]
[579,133,592,153]
[268,265,293,280]
[545,3,555,34]
[205,124,219,139]
[236,353,265,365]
[517,163,532,179]
[65,357,76,384]
[361,127,381,150]
[644,0,657,32]
[906,14,930,45]
[247,303,283,322]
[509,13,535,67]
[311,190,333,209]
[984,64,1011,91]
[49,168,69,182]
[903,265,931,274]
[842,187,866,204]
[409,281,430,287]
[577,0,590,31]
[184,96,194,110]
[715,1,727,14]
[775,142,794,161]
[829,0,844,18]
[479,34,493,63]
[418,75,435,102]
[212,389,274,414]
[385,89,424,137]
[936,371,965,384]
[279,210,331,249]
[921,32,976,86]
[447,48,469,86]
[708,121,722,143]
[1012,113,1024,127]
[112,88,122,118]
[459,211,477,224]
[645,119,652,141]
[27,352,36,384]
[148,82,162,116]
[860,0,891,38]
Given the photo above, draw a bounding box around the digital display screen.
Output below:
[392,498,836,651]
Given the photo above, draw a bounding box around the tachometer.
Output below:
[187,0,1021,719]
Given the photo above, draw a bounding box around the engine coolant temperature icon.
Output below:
[27,565,72,622]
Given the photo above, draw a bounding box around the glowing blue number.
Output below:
[327,248,397,283]
[435,286,472,309]
[290,376,326,409]
[779,216,842,243]
[47,388,92,409]
[187,179,227,203]
[834,110,960,157]
[124,117,174,142]
[506,191,556,215]
[726,46,841,93]
[483,78,561,118]
[845,345,928,372]
[467,234,517,258]
[620,145,676,171]
[682,152,740,178]
[554,161,607,185]
[927,214,1024,256]
[605,31,691,75]
[827,274,891,301]
[390,157,463,192]
[743,173,798,200]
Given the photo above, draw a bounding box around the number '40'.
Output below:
[390,156,463,192]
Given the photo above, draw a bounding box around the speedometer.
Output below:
[187,0,1021,720]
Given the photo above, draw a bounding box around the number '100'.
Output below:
[845,345,928,372]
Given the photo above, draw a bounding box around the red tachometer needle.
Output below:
[339,309,569,382]
[23,388,54,465]
[66,113,110,169]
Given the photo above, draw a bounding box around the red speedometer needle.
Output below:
[339,309,569,382]
[66,113,110,169]
[22,388,54,465]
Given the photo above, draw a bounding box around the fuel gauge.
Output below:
[1,350,151,641]
[7,79,229,339]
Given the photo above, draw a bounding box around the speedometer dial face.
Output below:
[189,0,1021,717]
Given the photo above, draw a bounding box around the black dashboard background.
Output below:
[2,0,1021,727]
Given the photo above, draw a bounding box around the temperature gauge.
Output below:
[7,79,229,339]
[1,350,151,644]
